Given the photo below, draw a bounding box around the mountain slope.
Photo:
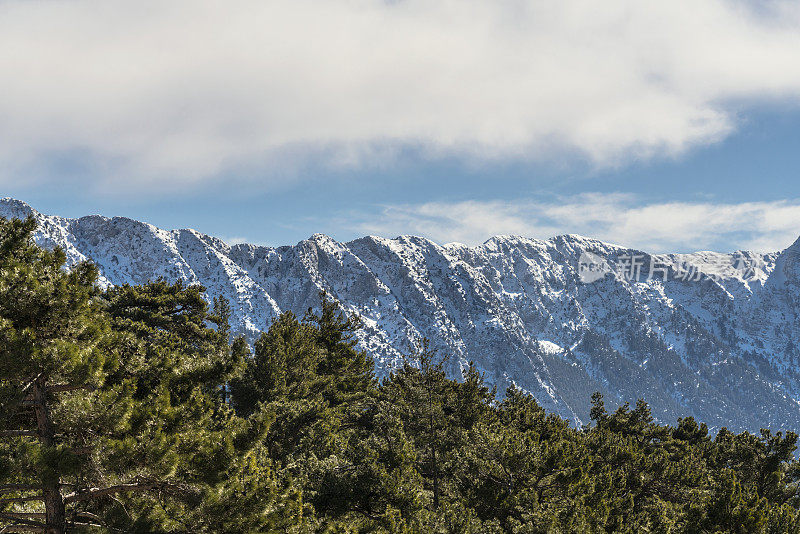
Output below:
[3,197,799,431]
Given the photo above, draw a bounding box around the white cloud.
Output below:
[355,194,800,252]
[1,0,800,189]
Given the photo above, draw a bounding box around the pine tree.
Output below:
[0,218,281,532]
[0,216,114,533]
[379,340,454,512]
[304,294,375,409]
[101,282,310,531]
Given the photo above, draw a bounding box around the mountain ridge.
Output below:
[3,197,799,432]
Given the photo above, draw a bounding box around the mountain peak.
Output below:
[308,232,334,241]
[305,233,342,248]
[786,234,800,252]
[768,233,800,285]
[550,233,624,250]
[0,197,36,219]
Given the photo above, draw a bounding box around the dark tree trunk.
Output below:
[432,446,439,509]
[32,380,66,534]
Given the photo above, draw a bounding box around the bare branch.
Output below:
[0,526,46,533]
[0,485,39,493]
[0,513,45,529]
[0,513,44,519]
[0,495,43,504]
[71,511,102,522]
[0,484,73,494]
[47,384,94,394]
[64,483,160,503]
[18,373,43,396]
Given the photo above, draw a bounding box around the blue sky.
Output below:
[2,1,800,253]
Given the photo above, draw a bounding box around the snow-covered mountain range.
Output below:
[3,197,799,432]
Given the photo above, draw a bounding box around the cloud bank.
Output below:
[355,194,800,253]
[1,0,800,189]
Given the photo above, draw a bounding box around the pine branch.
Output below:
[63,482,173,503]
[0,431,36,438]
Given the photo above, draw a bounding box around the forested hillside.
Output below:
[3,215,800,533]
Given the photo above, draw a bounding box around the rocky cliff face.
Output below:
[3,197,799,432]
